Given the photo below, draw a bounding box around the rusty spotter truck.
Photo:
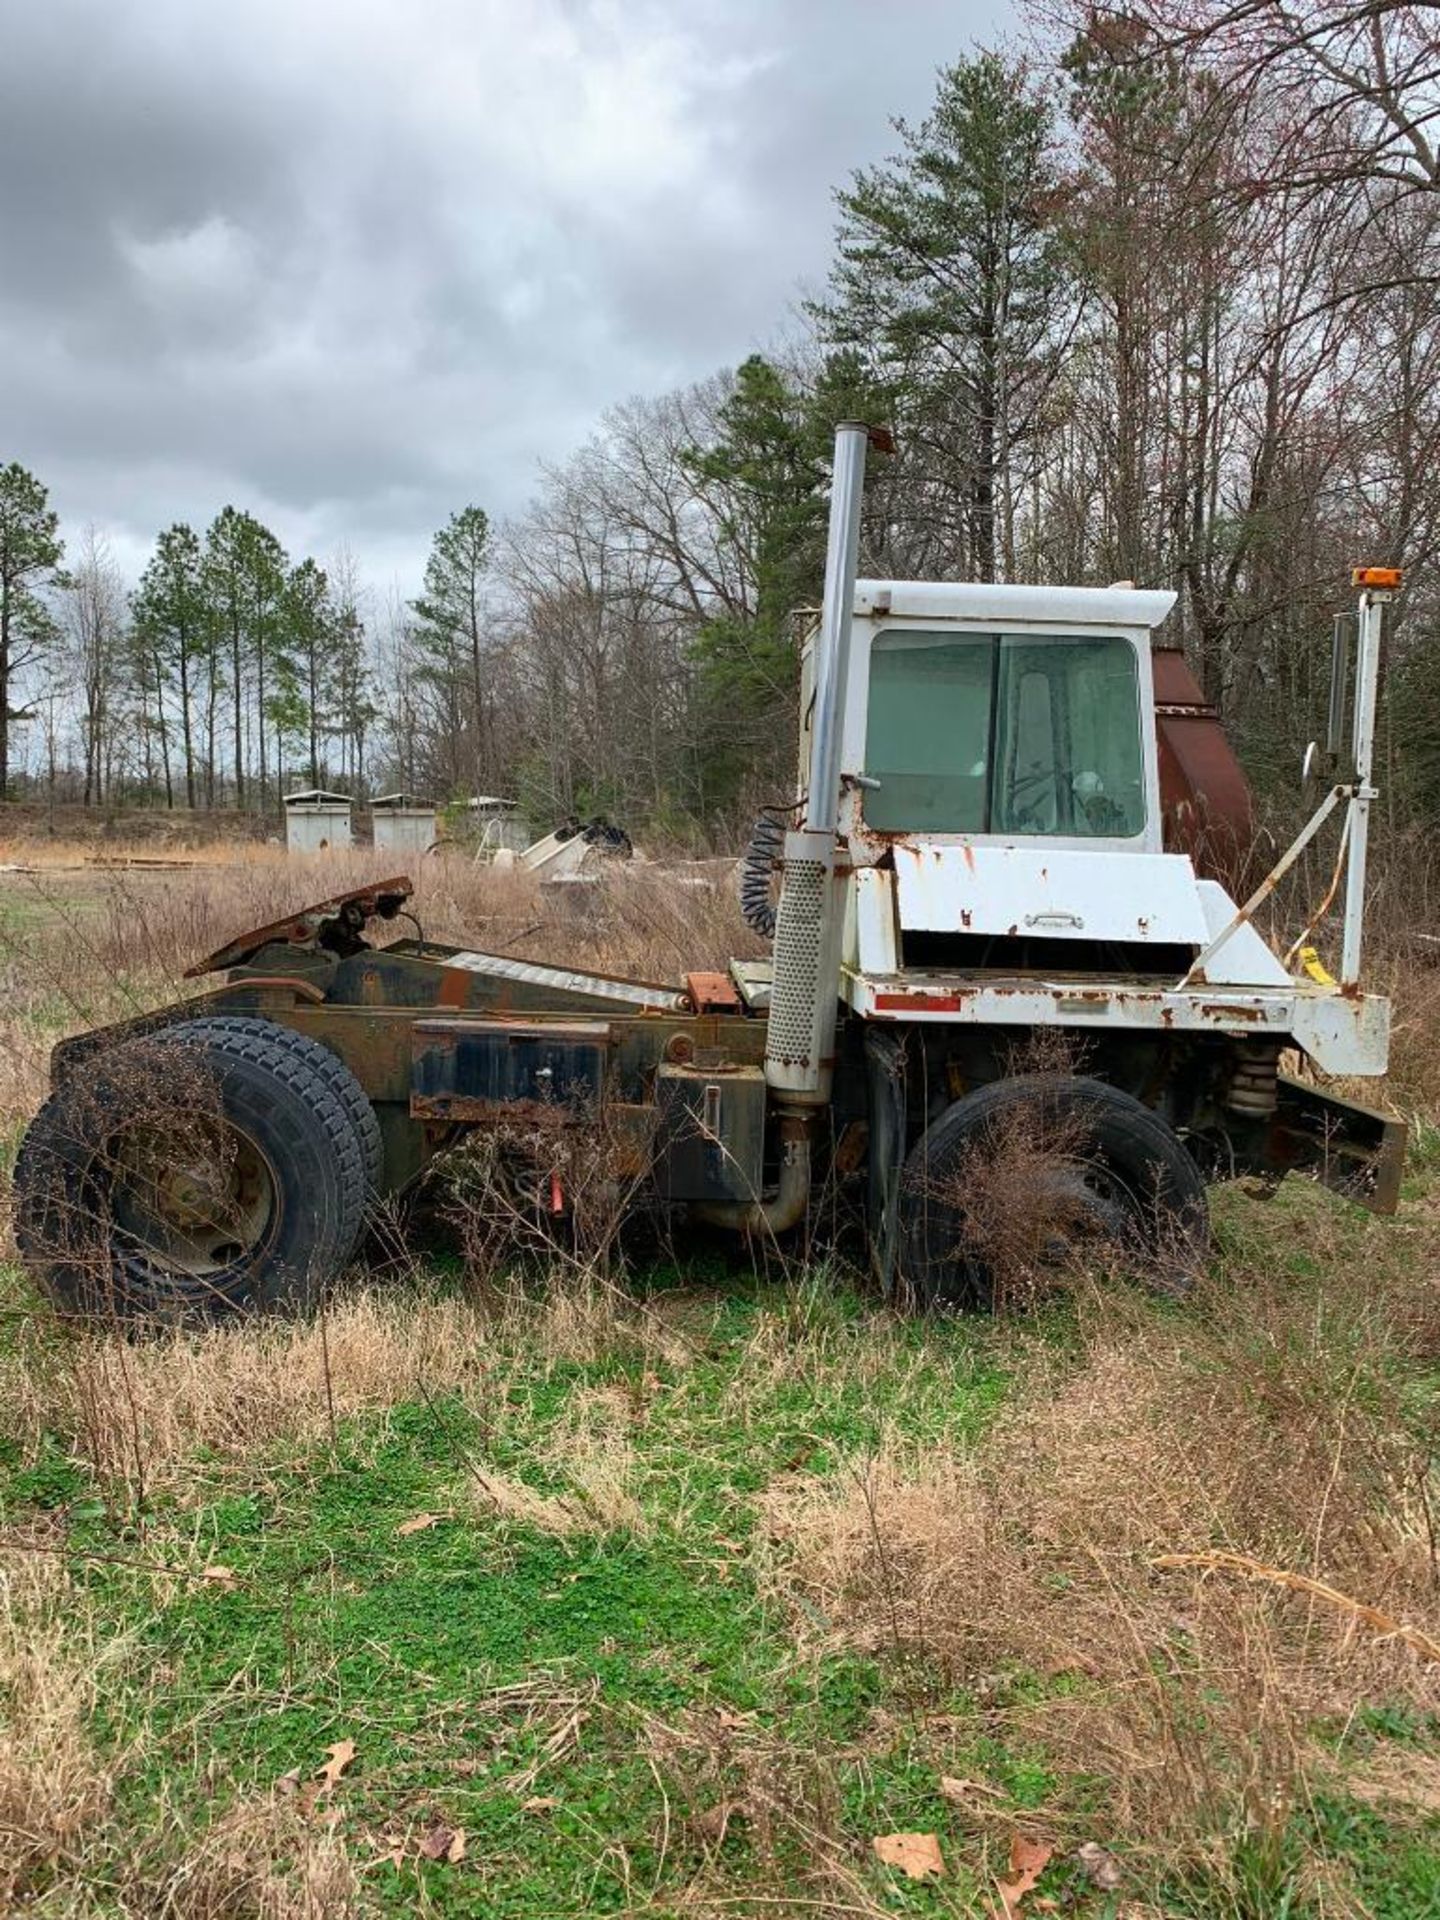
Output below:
[13,426,1405,1320]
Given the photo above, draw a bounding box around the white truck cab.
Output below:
[799,577,1392,1079]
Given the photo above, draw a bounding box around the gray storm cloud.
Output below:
[0,0,1004,588]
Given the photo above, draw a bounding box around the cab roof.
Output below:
[854,579,1177,632]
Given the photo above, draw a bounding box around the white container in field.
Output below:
[284,788,353,854]
[372,793,438,856]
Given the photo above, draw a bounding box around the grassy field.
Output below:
[1,849,1438,1918]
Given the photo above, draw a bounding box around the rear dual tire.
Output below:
[14,1017,377,1325]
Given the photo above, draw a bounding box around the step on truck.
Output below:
[13,426,1405,1320]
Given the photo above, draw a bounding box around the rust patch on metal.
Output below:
[437,968,471,1009]
[410,1093,581,1124]
[412,1015,612,1042]
[187,875,414,976]
[1153,646,1254,884]
[684,970,743,1014]
[224,974,327,1005]
[833,1120,869,1176]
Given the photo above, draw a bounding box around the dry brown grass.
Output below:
[4,1289,498,1504]
[463,1408,650,1540]
[0,1543,119,1905]
[1,1267,697,1521]
[921,1069,1098,1315]
[760,1247,1440,1861]
[642,1702,865,1914]
[440,1101,653,1294]
[155,1793,360,1920]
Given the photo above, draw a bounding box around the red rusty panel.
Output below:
[874,990,967,1013]
[1152,648,1253,885]
[684,970,743,1014]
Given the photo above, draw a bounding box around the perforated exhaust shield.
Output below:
[764,830,839,1101]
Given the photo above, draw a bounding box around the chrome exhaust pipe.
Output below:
[764,422,874,1107]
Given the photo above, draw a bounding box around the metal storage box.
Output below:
[283,789,353,854]
[654,1063,766,1204]
[372,793,437,855]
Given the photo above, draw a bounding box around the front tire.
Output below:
[897,1073,1210,1310]
[14,1019,371,1324]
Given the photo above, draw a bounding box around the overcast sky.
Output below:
[1,0,1009,597]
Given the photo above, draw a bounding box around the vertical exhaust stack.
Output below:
[1341,568,1399,985]
[764,423,877,1106]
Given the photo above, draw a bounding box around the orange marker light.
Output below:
[1351,566,1403,589]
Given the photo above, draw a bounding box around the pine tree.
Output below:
[412,506,490,792]
[264,661,308,802]
[814,50,1068,581]
[685,356,823,709]
[133,524,208,809]
[682,352,887,804]
[283,557,336,789]
[332,598,379,790]
[201,508,288,808]
[0,463,64,799]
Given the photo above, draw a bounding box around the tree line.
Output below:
[2,0,1436,836]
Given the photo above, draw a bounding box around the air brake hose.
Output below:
[739,804,799,938]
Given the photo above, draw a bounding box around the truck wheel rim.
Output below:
[108,1118,278,1277]
[1021,1158,1138,1267]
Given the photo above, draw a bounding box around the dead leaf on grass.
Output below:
[993,1833,1053,1916]
[521,1795,559,1813]
[315,1738,357,1791]
[1075,1840,1123,1891]
[1043,1652,1098,1678]
[200,1564,238,1589]
[872,1831,945,1880]
[692,1799,747,1844]
[939,1774,1005,1805]
[418,1822,466,1862]
[396,1512,444,1536]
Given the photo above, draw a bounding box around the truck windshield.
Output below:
[863,631,1146,838]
